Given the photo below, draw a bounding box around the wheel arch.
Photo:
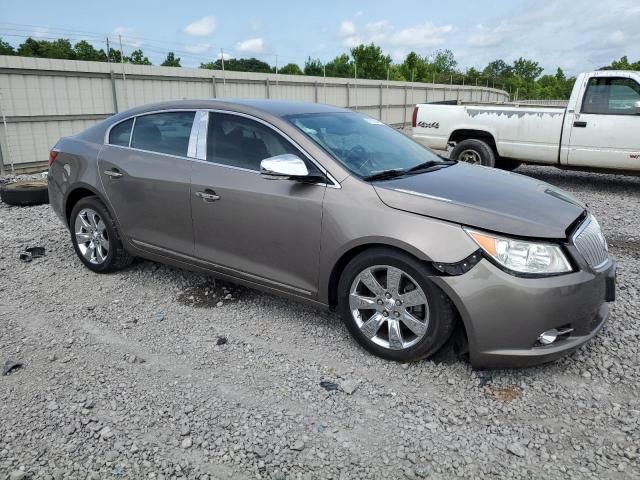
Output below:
[448,129,498,154]
[327,242,436,310]
[64,183,113,227]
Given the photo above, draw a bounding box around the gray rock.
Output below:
[181,437,193,449]
[507,442,526,458]
[340,379,359,395]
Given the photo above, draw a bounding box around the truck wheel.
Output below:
[451,139,495,168]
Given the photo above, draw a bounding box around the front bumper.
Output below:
[433,258,615,369]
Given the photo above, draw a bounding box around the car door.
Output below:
[567,75,640,170]
[190,111,327,297]
[98,110,196,256]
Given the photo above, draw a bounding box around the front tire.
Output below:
[450,139,495,167]
[338,248,456,362]
[69,196,133,273]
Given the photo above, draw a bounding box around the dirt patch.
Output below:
[485,384,521,402]
[176,280,244,308]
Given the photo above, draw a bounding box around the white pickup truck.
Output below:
[412,70,640,174]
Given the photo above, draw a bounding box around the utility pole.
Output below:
[106,37,111,64]
[220,48,226,96]
[119,35,128,108]
[354,62,357,111]
[275,54,278,86]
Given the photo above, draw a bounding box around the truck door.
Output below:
[567,74,640,170]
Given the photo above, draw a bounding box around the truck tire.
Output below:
[0,180,49,206]
[495,158,521,171]
[450,139,495,168]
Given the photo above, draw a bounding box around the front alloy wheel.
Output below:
[338,248,456,362]
[349,266,429,350]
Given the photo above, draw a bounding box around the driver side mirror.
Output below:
[260,154,325,183]
[634,100,640,115]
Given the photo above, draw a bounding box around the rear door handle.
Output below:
[104,169,123,178]
[195,190,221,202]
[573,121,587,128]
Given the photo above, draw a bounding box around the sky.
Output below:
[1,0,639,75]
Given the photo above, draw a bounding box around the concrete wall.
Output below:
[0,55,509,172]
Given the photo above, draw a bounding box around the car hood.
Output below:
[373,162,586,239]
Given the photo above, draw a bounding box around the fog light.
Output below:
[538,327,574,346]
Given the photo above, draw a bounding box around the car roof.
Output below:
[118,99,351,119]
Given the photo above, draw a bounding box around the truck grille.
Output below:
[573,216,609,269]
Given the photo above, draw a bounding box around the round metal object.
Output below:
[349,265,430,350]
[458,149,481,164]
[74,208,110,265]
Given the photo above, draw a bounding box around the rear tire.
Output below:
[0,180,49,206]
[337,248,456,362]
[69,196,133,273]
[451,139,495,167]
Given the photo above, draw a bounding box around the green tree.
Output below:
[127,49,151,65]
[17,38,76,59]
[74,40,107,61]
[278,63,303,75]
[601,55,640,71]
[324,53,353,78]
[108,48,122,63]
[200,57,272,73]
[304,57,323,76]
[399,51,427,81]
[350,43,392,80]
[512,57,543,82]
[161,52,181,67]
[0,38,15,55]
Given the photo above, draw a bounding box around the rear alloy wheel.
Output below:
[450,138,496,168]
[338,248,456,362]
[70,196,133,273]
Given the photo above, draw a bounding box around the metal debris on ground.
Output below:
[3,359,24,376]
[319,381,339,392]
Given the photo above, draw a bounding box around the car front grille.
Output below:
[573,216,609,269]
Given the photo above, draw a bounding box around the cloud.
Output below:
[184,16,216,36]
[218,51,233,60]
[457,0,640,74]
[337,19,453,50]
[339,20,356,36]
[184,43,211,54]
[389,23,454,48]
[235,37,265,54]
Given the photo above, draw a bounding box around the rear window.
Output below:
[130,111,196,157]
[109,118,133,147]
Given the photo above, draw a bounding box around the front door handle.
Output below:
[104,169,123,178]
[573,121,587,128]
[195,190,221,202]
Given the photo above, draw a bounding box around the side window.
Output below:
[582,77,640,115]
[131,111,196,156]
[206,112,320,173]
[109,118,133,147]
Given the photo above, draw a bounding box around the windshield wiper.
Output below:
[363,169,407,181]
[406,159,455,173]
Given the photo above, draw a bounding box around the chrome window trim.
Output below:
[194,110,209,161]
[102,107,341,189]
[104,108,199,152]
[128,116,136,148]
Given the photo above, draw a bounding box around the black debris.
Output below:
[320,381,339,392]
[25,246,46,258]
[216,336,228,346]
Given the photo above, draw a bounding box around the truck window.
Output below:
[581,77,640,115]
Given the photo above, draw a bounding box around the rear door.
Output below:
[189,111,327,297]
[98,110,196,256]
[567,75,640,170]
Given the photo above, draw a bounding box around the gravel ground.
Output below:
[0,166,639,480]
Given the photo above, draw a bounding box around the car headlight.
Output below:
[464,228,573,275]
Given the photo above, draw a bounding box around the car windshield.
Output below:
[285,112,448,179]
